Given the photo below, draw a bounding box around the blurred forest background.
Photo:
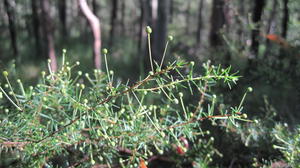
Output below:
[0,0,300,166]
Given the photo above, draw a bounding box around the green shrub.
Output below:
[0,28,251,168]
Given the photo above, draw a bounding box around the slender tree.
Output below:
[109,0,118,47]
[281,0,289,38]
[92,0,98,15]
[58,0,67,36]
[185,0,192,34]
[209,0,225,47]
[31,0,42,58]
[120,0,125,34]
[196,0,204,45]
[41,0,57,71]
[169,0,174,23]
[78,0,102,69]
[250,0,266,56]
[3,0,18,57]
[153,0,170,63]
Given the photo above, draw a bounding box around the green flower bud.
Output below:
[76,61,80,65]
[168,35,173,41]
[102,48,108,54]
[190,61,195,66]
[247,87,253,92]
[2,71,8,77]
[149,71,154,75]
[174,98,179,104]
[17,79,21,83]
[62,48,67,53]
[179,92,183,98]
[146,26,152,34]
[242,113,248,118]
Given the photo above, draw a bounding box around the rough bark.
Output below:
[41,0,57,71]
[196,0,204,45]
[281,0,289,38]
[209,0,225,47]
[3,0,18,57]
[78,0,102,69]
[109,0,118,47]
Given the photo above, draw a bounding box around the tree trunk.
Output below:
[3,0,18,57]
[281,0,289,38]
[78,0,102,69]
[109,0,118,47]
[41,0,57,71]
[196,0,204,45]
[138,0,146,54]
[266,0,278,34]
[153,0,169,63]
[92,0,98,16]
[169,0,174,23]
[58,0,67,36]
[185,0,191,34]
[151,0,158,28]
[31,0,42,59]
[209,0,225,47]
[250,0,266,57]
[120,0,125,34]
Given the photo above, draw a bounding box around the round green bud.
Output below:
[77,71,82,76]
[190,61,195,66]
[149,71,154,75]
[168,35,173,41]
[109,70,114,75]
[4,109,9,113]
[247,87,253,92]
[91,159,95,165]
[17,79,21,83]
[174,98,179,104]
[85,73,89,77]
[179,92,183,98]
[2,71,8,77]
[41,71,46,76]
[42,97,47,101]
[242,113,248,118]
[213,94,217,99]
[47,59,51,63]
[254,119,259,124]
[62,48,67,53]
[76,61,80,65]
[83,99,88,104]
[66,62,70,65]
[102,48,108,54]
[80,84,85,89]
[146,26,152,34]
[8,91,13,95]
